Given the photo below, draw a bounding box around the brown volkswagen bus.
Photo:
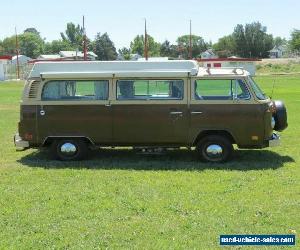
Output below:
[14,60,287,162]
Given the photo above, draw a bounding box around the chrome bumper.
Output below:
[269,133,280,147]
[14,133,29,150]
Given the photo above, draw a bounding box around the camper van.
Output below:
[14,60,287,162]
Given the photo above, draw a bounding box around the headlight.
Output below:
[271,117,275,129]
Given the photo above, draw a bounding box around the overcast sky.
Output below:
[1,0,299,49]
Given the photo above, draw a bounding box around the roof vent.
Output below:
[28,81,39,98]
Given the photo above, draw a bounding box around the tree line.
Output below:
[0,21,299,60]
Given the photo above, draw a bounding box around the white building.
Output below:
[11,55,32,65]
[130,53,142,61]
[0,61,5,81]
[198,57,261,76]
[200,49,217,59]
[269,46,286,58]
[37,54,61,60]
[0,56,12,81]
[59,51,97,60]
[117,53,144,61]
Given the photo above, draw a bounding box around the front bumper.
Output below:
[268,133,280,147]
[14,133,29,150]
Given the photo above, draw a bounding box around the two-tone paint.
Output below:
[17,74,276,149]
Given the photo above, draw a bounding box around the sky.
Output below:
[0,0,299,49]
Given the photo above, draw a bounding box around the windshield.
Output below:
[248,76,267,100]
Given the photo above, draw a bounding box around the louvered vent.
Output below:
[28,81,39,98]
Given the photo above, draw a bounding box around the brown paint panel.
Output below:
[189,103,266,146]
[37,105,112,144]
[112,104,188,145]
[19,105,37,144]
[20,102,269,148]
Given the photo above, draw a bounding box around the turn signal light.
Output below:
[269,102,276,113]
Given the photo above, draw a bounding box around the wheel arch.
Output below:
[192,130,236,146]
[42,136,95,147]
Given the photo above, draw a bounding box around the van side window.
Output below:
[42,80,109,100]
[117,79,184,100]
[194,79,250,100]
[234,79,251,100]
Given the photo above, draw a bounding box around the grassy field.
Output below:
[257,62,300,75]
[0,76,299,249]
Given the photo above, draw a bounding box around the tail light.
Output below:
[24,133,33,140]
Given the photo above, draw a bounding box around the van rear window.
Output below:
[116,79,184,100]
[41,80,109,100]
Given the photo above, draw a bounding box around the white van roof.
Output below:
[28,60,199,79]
[197,67,250,77]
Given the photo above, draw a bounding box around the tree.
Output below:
[213,35,235,57]
[1,36,16,55]
[290,29,300,52]
[1,31,44,58]
[232,22,273,58]
[60,22,84,49]
[118,47,131,60]
[19,32,45,58]
[44,40,76,54]
[0,40,4,55]
[93,32,117,60]
[24,28,40,36]
[232,24,246,57]
[130,34,160,57]
[160,40,179,58]
[273,36,287,47]
[160,40,171,57]
[176,35,207,59]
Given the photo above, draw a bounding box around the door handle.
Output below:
[170,111,183,115]
[191,111,203,114]
[40,110,45,116]
[105,104,111,107]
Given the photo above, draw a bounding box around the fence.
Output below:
[1,63,33,81]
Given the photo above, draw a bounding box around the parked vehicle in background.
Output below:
[14,60,287,162]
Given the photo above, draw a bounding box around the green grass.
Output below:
[0,76,299,249]
[257,62,300,74]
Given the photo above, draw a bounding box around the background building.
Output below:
[269,46,287,58]
[11,55,32,65]
[0,56,12,81]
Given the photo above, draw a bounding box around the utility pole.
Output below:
[15,27,20,79]
[83,15,87,61]
[144,19,148,61]
[189,20,192,59]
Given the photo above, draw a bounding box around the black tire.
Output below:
[273,100,288,131]
[196,135,233,163]
[50,139,88,161]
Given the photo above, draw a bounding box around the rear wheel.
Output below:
[196,135,233,163]
[51,139,88,161]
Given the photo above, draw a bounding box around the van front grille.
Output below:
[28,81,39,98]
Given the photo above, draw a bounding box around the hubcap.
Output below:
[206,144,223,158]
[60,142,77,156]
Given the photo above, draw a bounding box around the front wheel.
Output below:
[196,135,233,163]
[51,139,88,161]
